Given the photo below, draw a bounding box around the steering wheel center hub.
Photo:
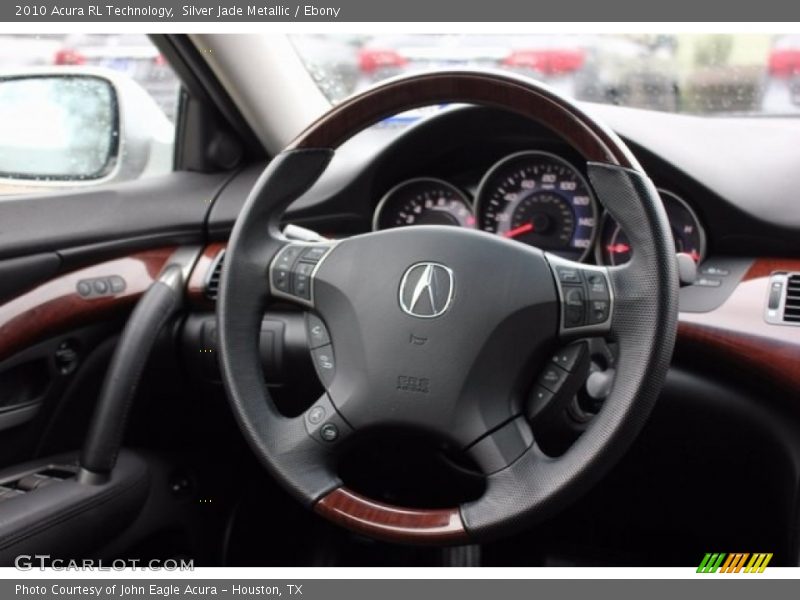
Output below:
[313,226,558,445]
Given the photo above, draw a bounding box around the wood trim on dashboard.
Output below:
[314,487,467,545]
[0,248,175,363]
[678,258,800,393]
[287,71,637,169]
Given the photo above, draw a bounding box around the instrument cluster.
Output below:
[372,150,706,265]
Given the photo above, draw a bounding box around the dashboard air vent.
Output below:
[205,250,225,302]
[765,272,800,326]
[784,274,800,323]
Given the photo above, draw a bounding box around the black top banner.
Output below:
[1,0,798,22]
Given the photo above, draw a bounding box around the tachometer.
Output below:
[476,151,598,261]
[597,189,706,266]
[373,178,474,231]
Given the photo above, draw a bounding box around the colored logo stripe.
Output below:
[697,553,725,573]
[719,553,749,573]
[744,553,773,573]
[697,553,773,573]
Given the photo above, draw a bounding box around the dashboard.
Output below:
[208,103,800,265]
[200,102,800,394]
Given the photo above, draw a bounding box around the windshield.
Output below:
[290,33,800,116]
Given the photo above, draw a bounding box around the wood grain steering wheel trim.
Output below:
[314,487,467,544]
[287,71,638,169]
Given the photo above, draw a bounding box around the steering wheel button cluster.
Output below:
[547,255,614,334]
[303,393,351,445]
[270,243,334,304]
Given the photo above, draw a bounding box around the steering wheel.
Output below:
[217,71,678,545]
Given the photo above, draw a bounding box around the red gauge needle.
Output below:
[606,243,630,254]
[504,222,534,238]
[689,250,700,263]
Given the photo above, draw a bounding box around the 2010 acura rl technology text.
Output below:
[0,33,798,567]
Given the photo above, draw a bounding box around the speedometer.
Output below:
[475,151,598,261]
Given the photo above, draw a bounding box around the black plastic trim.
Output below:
[0,171,230,261]
[153,34,264,159]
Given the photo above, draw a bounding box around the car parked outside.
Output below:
[296,34,681,110]
[761,34,800,113]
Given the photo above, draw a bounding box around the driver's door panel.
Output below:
[0,170,237,560]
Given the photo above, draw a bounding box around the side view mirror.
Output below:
[0,67,173,189]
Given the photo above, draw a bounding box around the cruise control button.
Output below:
[538,364,569,394]
[311,345,335,387]
[307,314,331,349]
[551,342,587,372]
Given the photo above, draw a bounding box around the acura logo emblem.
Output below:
[399,262,454,318]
